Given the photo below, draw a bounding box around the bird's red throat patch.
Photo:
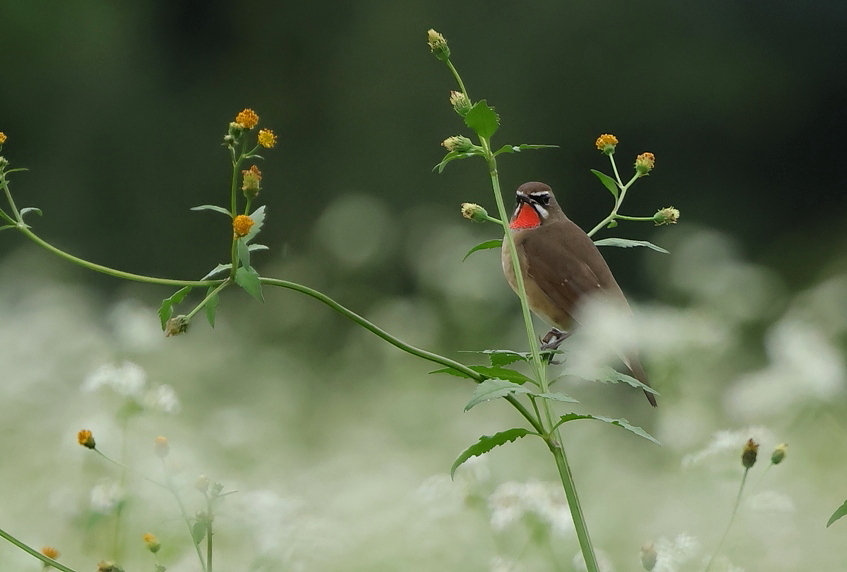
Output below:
[510,203,541,229]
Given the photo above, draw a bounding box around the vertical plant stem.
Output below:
[704,468,750,572]
[163,460,207,572]
[480,137,600,572]
[112,418,129,561]
[206,495,214,572]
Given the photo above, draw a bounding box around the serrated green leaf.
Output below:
[204,286,220,328]
[20,207,42,218]
[243,205,265,244]
[462,239,502,262]
[534,392,580,404]
[465,379,534,411]
[201,263,232,280]
[429,366,476,379]
[433,150,480,174]
[590,169,620,199]
[594,237,669,254]
[235,267,264,301]
[581,366,659,396]
[470,365,535,386]
[450,428,534,478]
[191,204,232,216]
[827,500,847,527]
[555,413,660,445]
[158,286,193,329]
[464,100,500,139]
[236,238,251,269]
[248,243,269,252]
[191,521,207,544]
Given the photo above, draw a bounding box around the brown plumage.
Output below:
[501,181,657,407]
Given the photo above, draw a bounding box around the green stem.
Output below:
[17,226,223,287]
[704,467,750,572]
[259,277,544,434]
[92,449,167,490]
[586,154,640,238]
[445,59,469,98]
[0,526,79,572]
[206,494,214,572]
[185,281,230,321]
[112,418,129,561]
[1,172,23,222]
[614,214,655,222]
[163,459,207,572]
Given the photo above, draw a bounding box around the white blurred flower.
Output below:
[489,555,520,572]
[90,479,124,514]
[652,533,700,572]
[572,548,615,572]
[107,299,163,352]
[726,319,846,418]
[415,474,465,519]
[82,361,147,398]
[144,384,181,414]
[682,427,775,470]
[488,479,572,537]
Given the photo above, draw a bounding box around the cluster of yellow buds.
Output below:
[653,207,680,226]
[41,546,60,561]
[635,152,655,176]
[142,533,161,554]
[77,429,96,449]
[449,91,472,116]
[595,134,618,155]
[0,132,7,145]
[427,29,450,60]
[224,109,276,150]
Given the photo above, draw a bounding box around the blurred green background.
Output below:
[2,1,847,571]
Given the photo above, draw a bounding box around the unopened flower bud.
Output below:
[771,443,788,465]
[742,438,759,469]
[165,315,189,337]
[97,561,124,572]
[640,543,657,571]
[427,29,450,60]
[635,152,655,176]
[241,165,262,199]
[154,436,169,458]
[441,135,474,153]
[595,134,618,155]
[211,482,224,498]
[0,156,8,169]
[77,429,96,449]
[460,202,488,222]
[41,546,60,560]
[143,533,161,554]
[653,207,680,226]
[195,475,210,494]
[0,132,7,144]
[449,91,472,116]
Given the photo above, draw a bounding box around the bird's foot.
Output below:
[540,328,571,364]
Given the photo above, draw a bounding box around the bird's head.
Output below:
[509,182,564,230]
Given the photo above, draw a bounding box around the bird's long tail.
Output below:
[622,355,658,407]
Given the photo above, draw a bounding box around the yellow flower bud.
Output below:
[143,533,161,554]
[77,429,96,449]
[635,152,655,176]
[742,438,759,469]
[595,134,618,155]
[449,91,472,116]
[653,207,680,226]
[41,546,60,560]
[165,315,189,337]
[241,165,262,199]
[441,135,474,153]
[154,436,170,459]
[0,132,7,144]
[257,128,277,149]
[235,109,259,129]
[460,202,488,222]
[771,443,788,465]
[233,214,255,238]
[426,29,450,60]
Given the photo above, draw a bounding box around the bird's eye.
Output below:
[536,194,550,206]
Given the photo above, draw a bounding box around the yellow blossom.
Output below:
[143,533,161,554]
[595,134,618,154]
[0,132,7,144]
[257,128,277,148]
[154,436,170,458]
[77,429,96,449]
[41,546,60,560]
[233,214,254,237]
[235,109,259,129]
[635,152,655,175]
[742,438,759,469]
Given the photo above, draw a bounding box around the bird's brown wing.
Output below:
[520,219,620,326]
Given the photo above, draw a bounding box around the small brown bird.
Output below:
[501,182,657,406]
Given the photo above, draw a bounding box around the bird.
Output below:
[501,181,657,407]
